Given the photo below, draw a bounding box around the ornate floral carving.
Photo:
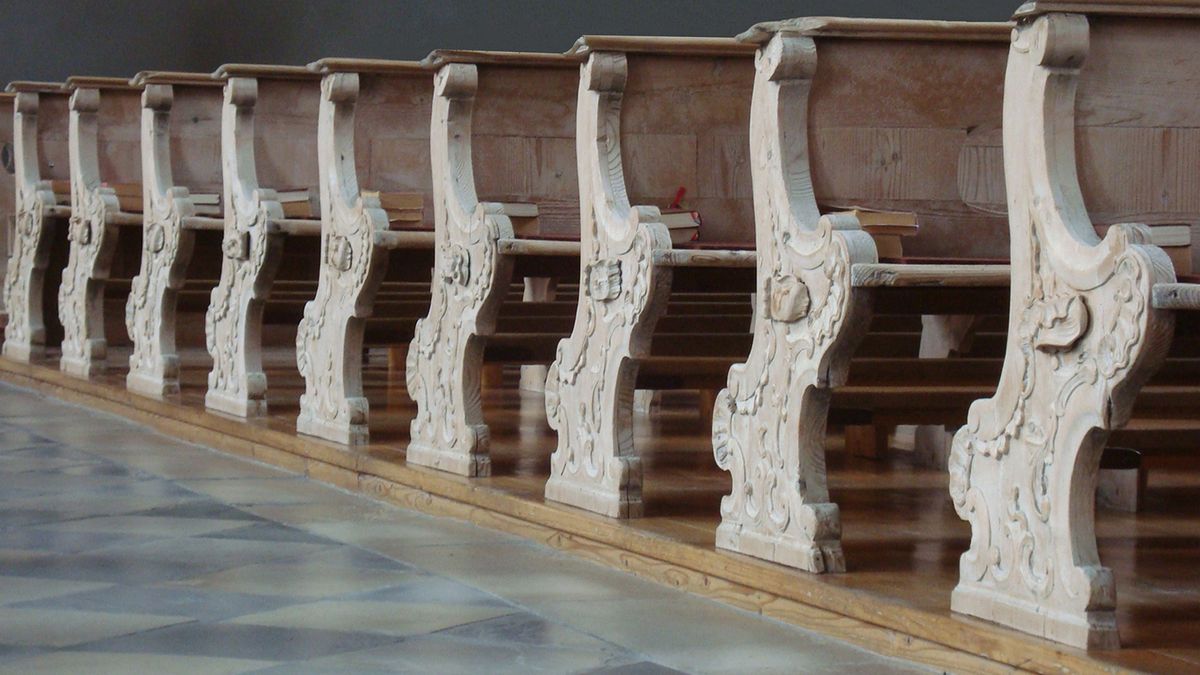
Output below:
[406,63,515,476]
[295,72,391,444]
[947,15,1174,649]
[543,52,673,518]
[708,34,877,572]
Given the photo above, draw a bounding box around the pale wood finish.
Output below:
[850,263,1011,288]
[1153,282,1200,310]
[949,10,1190,649]
[3,84,70,361]
[58,80,143,378]
[125,77,223,398]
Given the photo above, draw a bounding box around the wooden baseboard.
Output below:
[0,356,1132,675]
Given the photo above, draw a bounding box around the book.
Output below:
[830,207,919,259]
[1094,223,1190,248]
[660,209,701,245]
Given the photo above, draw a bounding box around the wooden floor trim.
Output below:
[0,357,1136,674]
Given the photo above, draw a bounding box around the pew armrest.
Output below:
[850,263,1010,288]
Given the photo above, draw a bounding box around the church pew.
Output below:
[297,58,435,443]
[949,2,1200,649]
[3,82,72,362]
[123,70,224,398]
[203,64,325,416]
[540,36,762,518]
[701,19,1014,572]
[404,49,585,474]
[57,76,146,378]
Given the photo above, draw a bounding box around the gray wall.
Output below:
[2,0,1019,84]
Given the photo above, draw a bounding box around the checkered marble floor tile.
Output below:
[0,383,928,674]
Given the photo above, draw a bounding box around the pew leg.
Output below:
[406,208,514,476]
[205,217,283,419]
[3,207,58,362]
[910,314,980,467]
[518,276,555,393]
[58,211,117,379]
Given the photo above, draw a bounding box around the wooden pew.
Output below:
[298,58,434,443]
[542,37,759,518]
[706,19,1012,572]
[3,81,71,362]
[58,76,148,378]
[124,70,224,398]
[405,50,583,475]
[204,64,324,416]
[950,2,1200,649]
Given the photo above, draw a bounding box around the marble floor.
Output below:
[0,382,925,674]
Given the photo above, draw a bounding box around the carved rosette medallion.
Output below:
[543,52,673,518]
[946,15,1174,649]
[295,72,391,444]
[709,34,877,573]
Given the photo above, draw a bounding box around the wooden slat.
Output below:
[1153,283,1200,310]
[422,50,581,69]
[654,248,757,268]
[738,17,1013,45]
[567,36,757,57]
[498,238,582,257]
[5,81,67,94]
[130,71,221,87]
[65,76,141,90]
[375,230,436,250]
[851,263,1010,288]
[1014,0,1200,19]
[213,64,320,80]
[308,58,428,75]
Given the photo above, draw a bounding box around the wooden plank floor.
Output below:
[3,338,1199,673]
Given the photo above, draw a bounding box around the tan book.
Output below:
[660,209,701,245]
[274,188,319,219]
[1094,223,1191,248]
[375,191,424,211]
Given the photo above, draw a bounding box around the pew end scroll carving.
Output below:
[407,62,516,477]
[711,33,877,573]
[947,12,1176,650]
[544,51,674,518]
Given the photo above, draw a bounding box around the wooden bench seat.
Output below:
[947,1,1200,648]
[3,81,72,362]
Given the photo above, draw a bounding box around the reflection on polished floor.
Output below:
[0,382,925,674]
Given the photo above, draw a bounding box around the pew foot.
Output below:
[544,463,644,518]
[206,389,268,419]
[126,368,180,399]
[59,340,106,379]
[297,410,369,446]
[715,516,845,574]
[407,441,491,478]
[2,341,46,363]
[951,582,1119,651]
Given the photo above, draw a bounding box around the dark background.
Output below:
[2,0,1020,84]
